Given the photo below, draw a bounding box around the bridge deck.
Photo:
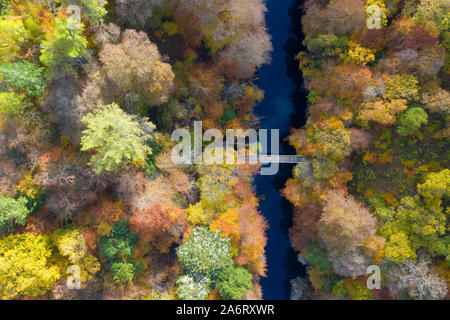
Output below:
[238,155,308,164]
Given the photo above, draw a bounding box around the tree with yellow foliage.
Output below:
[358,98,408,125]
[341,41,375,65]
[0,233,60,299]
[383,74,419,101]
[383,232,417,264]
[0,18,29,63]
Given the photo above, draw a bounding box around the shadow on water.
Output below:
[254,0,308,299]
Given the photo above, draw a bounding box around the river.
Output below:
[254,0,308,299]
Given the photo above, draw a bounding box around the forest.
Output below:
[0,0,448,301]
[285,0,449,299]
[0,0,271,300]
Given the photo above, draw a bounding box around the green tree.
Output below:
[177,227,233,280]
[176,275,211,300]
[305,243,332,271]
[0,233,60,299]
[80,103,155,174]
[57,0,107,25]
[397,107,428,136]
[40,17,88,79]
[0,61,46,97]
[0,91,30,117]
[304,34,348,59]
[215,266,253,300]
[0,0,10,17]
[110,259,144,283]
[332,279,374,300]
[0,195,29,235]
[98,220,139,260]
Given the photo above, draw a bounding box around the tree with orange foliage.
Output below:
[289,204,322,253]
[130,204,171,242]
[329,64,373,108]
[210,208,241,255]
[237,199,267,276]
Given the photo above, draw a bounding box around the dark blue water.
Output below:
[254,0,307,299]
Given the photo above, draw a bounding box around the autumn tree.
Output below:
[303,34,348,59]
[0,18,29,63]
[385,255,448,300]
[417,169,450,207]
[421,88,449,114]
[413,0,450,34]
[332,278,374,300]
[383,74,419,101]
[379,195,447,261]
[196,163,237,212]
[52,228,101,285]
[169,0,272,79]
[350,128,373,151]
[341,41,375,65]
[302,0,365,37]
[358,98,408,125]
[0,233,60,299]
[52,228,88,263]
[310,125,351,162]
[129,204,171,242]
[217,30,272,79]
[383,232,417,263]
[99,29,175,108]
[319,190,378,277]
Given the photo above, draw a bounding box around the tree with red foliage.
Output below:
[130,204,171,243]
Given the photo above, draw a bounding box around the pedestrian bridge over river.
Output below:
[237,154,309,164]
